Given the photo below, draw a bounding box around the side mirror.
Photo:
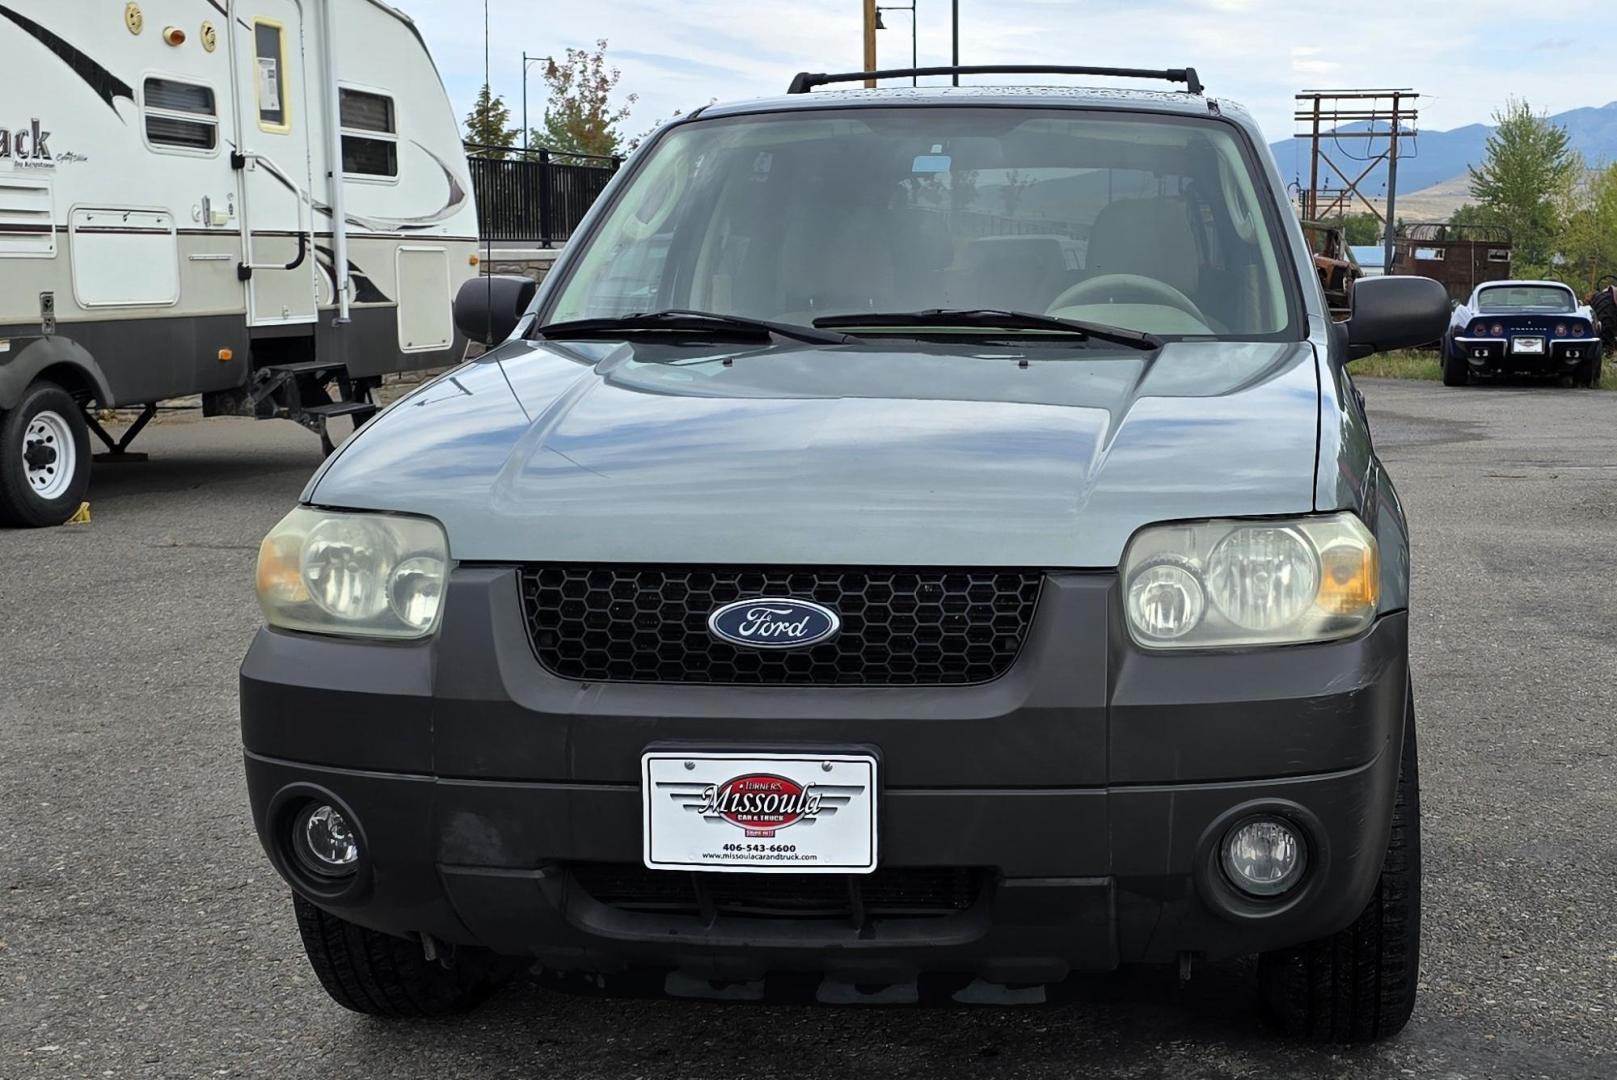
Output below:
[454,274,538,347]
[1345,276,1450,360]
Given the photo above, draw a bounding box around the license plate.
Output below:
[642,752,877,874]
[1512,337,1545,354]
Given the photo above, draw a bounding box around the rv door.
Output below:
[232,4,318,327]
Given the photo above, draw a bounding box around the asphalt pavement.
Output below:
[2,378,1614,1079]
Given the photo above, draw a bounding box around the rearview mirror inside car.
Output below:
[454,274,539,347]
[1346,276,1451,360]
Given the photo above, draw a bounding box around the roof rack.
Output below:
[786,65,1204,96]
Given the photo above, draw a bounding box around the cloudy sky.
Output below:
[405,0,1613,149]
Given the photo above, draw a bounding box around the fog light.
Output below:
[293,803,359,875]
[1221,816,1306,897]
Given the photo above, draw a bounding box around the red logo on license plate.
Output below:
[699,773,824,837]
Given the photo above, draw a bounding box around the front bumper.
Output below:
[241,567,1409,983]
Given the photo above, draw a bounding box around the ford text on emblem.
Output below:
[707,597,841,649]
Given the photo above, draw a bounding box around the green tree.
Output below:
[463,84,518,156]
[1447,203,1491,227]
[1319,212,1383,246]
[534,40,636,160]
[1553,162,1617,291]
[1467,99,1579,271]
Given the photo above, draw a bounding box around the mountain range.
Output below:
[1267,100,1617,210]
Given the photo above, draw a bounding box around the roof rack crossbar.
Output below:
[786,65,1204,96]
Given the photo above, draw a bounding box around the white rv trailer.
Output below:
[0,0,479,526]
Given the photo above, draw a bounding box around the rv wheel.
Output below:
[0,381,93,528]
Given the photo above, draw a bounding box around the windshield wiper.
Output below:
[813,309,1163,350]
[534,309,851,346]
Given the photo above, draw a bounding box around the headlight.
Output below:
[1206,526,1319,631]
[1122,513,1379,649]
[256,507,450,639]
[1125,557,1206,641]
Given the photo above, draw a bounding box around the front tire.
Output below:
[1257,683,1421,1042]
[0,381,92,528]
[292,895,516,1017]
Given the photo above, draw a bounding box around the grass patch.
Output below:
[1353,348,1615,389]
[1353,350,1443,381]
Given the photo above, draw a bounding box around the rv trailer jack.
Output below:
[85,405,156,464]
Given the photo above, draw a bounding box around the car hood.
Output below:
[307,338,1322,567]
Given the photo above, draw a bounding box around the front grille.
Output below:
[520,567,1043,685]
[570,863,982,919]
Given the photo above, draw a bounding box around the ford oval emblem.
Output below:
[707,597,841,650]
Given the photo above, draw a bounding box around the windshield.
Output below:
[1476,285,1575,314]
[545,108,1296,339]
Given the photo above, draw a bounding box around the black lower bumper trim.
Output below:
[244,735,1399,974]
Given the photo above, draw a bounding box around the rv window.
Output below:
[339,88,398,178]
[254,20,289,132]
[144,77,218,151]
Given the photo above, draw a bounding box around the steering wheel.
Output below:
[1048,273,1206,323]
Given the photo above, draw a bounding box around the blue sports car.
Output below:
[1443,280,1603,387]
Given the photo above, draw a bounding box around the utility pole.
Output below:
[1384,90,1403,274]
[1294,89,1419,269]
[1306,94,1320,219]
[863,0,878,87]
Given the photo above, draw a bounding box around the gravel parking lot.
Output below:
[2,378,1614,1079]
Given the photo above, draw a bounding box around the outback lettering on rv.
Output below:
[0,119,52,165]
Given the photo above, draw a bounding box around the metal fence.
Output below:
[464,143,620,247]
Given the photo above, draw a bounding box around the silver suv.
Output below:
[241,66,1449,1041]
